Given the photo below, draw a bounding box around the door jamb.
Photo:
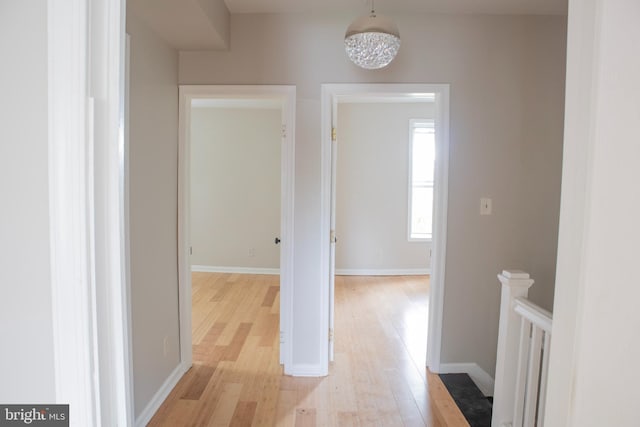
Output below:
[177,85,296,372]
[320,83,450,373]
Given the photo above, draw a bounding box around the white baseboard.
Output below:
[335,268,430,276]
[438,363,495,397]
[191,265,280,275]
[284,363,326,377]
[193,266,429,277]
[135,361,190,427]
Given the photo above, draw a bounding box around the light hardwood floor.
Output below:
[148,273,469,426]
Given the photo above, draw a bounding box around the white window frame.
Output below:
[408,118,435,242]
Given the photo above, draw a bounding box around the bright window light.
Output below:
[409,119,435,241]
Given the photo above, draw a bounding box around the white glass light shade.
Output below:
[344,14,401,70]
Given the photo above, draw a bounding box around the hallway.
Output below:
[148,273,468,426]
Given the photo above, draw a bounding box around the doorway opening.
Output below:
[320,84,450,374]
[178,86,296,374]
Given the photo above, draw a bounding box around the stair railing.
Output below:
[492,270,553,427]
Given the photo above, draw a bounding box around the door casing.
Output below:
[320,83,450,374]
[177,85,296,372]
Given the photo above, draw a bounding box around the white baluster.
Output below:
[513,318,531,427]
[523,325,543,427]
[537,332,552,427]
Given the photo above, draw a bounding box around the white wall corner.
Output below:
[134,362,190,427]
[439,363,495,397]
[197,0,230,48]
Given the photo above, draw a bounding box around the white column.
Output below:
[492,270,534,427]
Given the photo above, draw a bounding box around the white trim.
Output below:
[320,88,333,376]
[134,362,190,427]
[90,0,133,423]
[321,83,450,377]
[543,2,600,425]
[178,87,194,372]
[179,85,296,375]
[335,269,430,276]
[439,363,495,397]
[327,95,338,363]
[48,1,98,424]
[48,0,133,425]
[121,33,135,424]
[334,93,436,104]
[427,85,450,373]
[192,265,280,275]
[279,87,296,369]
[286,364,326,377]
[191,98,282,109]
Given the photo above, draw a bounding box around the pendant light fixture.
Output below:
[344,0,401,70]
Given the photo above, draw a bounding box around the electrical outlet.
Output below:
[248,248,255,257]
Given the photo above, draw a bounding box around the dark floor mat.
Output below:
[439,373,492,427]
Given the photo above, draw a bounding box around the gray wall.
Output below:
[127,14,181,418]
[520,18,565,311]
[190,107,281,269]
[0,0,56,402]
[179,13,566,377]
[336,102,433,272]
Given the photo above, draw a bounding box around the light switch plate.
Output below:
[480,197,492,215]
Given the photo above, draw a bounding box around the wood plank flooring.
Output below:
[148,273,469,426]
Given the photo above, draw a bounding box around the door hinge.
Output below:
[329,328,334,342]
[331,127,336,142]
[189,246,193,255]
[282,124,287,139]
[330,230,337,243]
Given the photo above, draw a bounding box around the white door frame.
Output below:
[48,0,133,425]
[178,85,296,371]
[320,83,450,373]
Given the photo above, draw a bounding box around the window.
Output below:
[408,119,435,241]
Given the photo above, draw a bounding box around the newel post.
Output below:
[492,270,534,427]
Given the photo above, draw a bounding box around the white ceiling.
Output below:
[223,0,567,16]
